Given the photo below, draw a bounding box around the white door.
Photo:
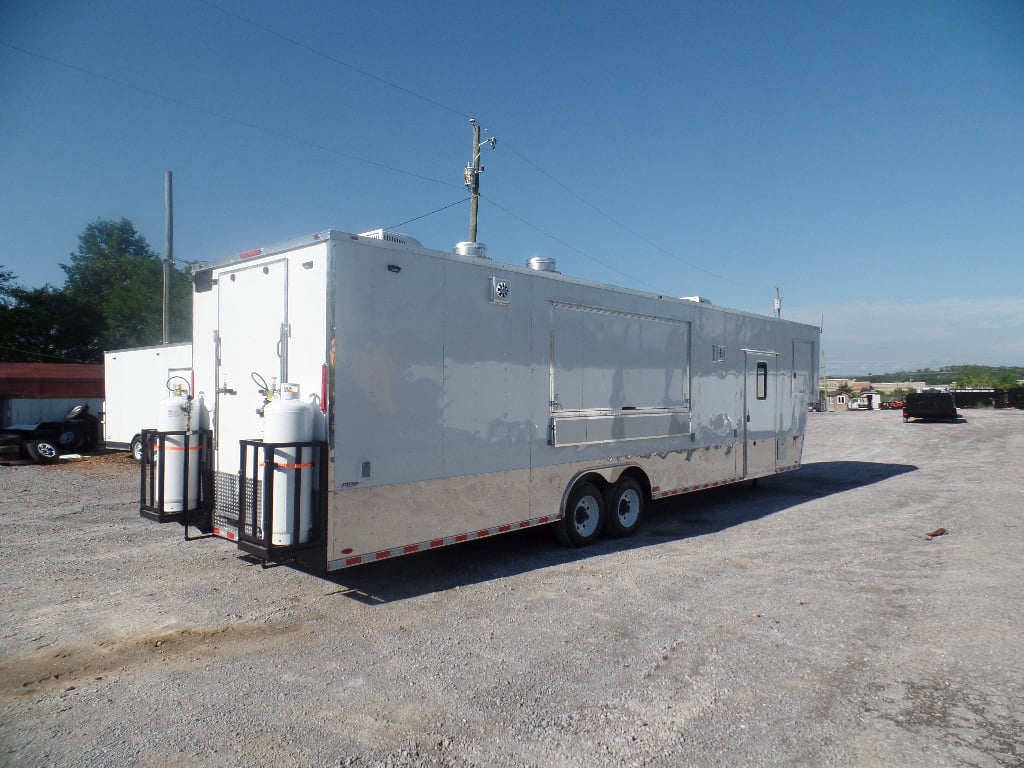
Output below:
[214,259,289,476]
[743,352,777,477]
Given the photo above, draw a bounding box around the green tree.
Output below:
[954,364,987,388]
[991,371,1018,390]
[0,266,15,306]
[61,218,192,351]
[0,220,193,363]
[0,284,105,362]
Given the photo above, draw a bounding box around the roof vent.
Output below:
[358,229,423,247]
[454,241,489,259]
[526,256,559,273]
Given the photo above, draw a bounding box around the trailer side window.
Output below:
[756,361,768,400]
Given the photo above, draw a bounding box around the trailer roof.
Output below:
[192,229,822,333]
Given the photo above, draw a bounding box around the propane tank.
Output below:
[263,382,314,545]
[156,386,199,512]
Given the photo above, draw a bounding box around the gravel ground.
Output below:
[1,409,1022,768]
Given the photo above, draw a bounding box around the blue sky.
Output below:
[2,0,1022,375]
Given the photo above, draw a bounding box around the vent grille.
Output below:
[490,277,511,304]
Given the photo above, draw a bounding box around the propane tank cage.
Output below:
[139,428,213,538]
[236,438,328,565]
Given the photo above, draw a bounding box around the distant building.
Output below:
[0,363,104,427]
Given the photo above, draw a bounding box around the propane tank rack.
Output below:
[139,428,213,537]
[236,438,328,565]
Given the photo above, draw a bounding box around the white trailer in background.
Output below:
[104,343,192,460]
[141,229,820,572]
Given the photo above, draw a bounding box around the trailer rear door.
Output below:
[210,259,289,534]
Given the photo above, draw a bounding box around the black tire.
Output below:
[65,403,89,420]
[57,427,83,451]
[555,481,605,547]
[25,439,60,464]
[130,435,146,462]
[604,477,644,538]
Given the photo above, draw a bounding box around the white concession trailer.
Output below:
[140,229,820,572]
[104,343,192,459]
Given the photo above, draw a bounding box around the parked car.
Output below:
[903,392,958,423]
[0,404,99,464]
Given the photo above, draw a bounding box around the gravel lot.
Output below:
[1,408,1022,767]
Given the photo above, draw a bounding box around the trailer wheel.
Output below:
[604,477,644,537]
[556,481,604,547]
[130,435,146,462]
[25,439,60,464]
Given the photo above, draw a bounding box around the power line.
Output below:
[480,194,663,293]
[385,198,470,231]
[195,0,471,121]
[3,26,771,298]
[0,40,453,189]
[161,8,762,293]
[498,138,768,291]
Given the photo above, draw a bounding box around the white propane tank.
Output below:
[156,391,199,512]
[263,383,314,545]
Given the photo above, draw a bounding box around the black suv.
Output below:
[903,392,958,423]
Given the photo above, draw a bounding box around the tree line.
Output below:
[862,365,1021,390]
[0,219,192,363]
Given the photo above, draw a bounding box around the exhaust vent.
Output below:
[489,277,511,304]
[358,229,423,247]
[454,241,489,259]
[526,256,558,273]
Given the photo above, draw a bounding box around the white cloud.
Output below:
[786,297,1024,374]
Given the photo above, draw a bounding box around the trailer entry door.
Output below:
[214,259,288,483]
[743,351,777,477]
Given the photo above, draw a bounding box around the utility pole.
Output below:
[464,118,496,243]
[774,286,782,318]
[162,170,173,344]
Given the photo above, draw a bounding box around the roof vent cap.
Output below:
[526,256,559,273]
[454,241,489,259]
